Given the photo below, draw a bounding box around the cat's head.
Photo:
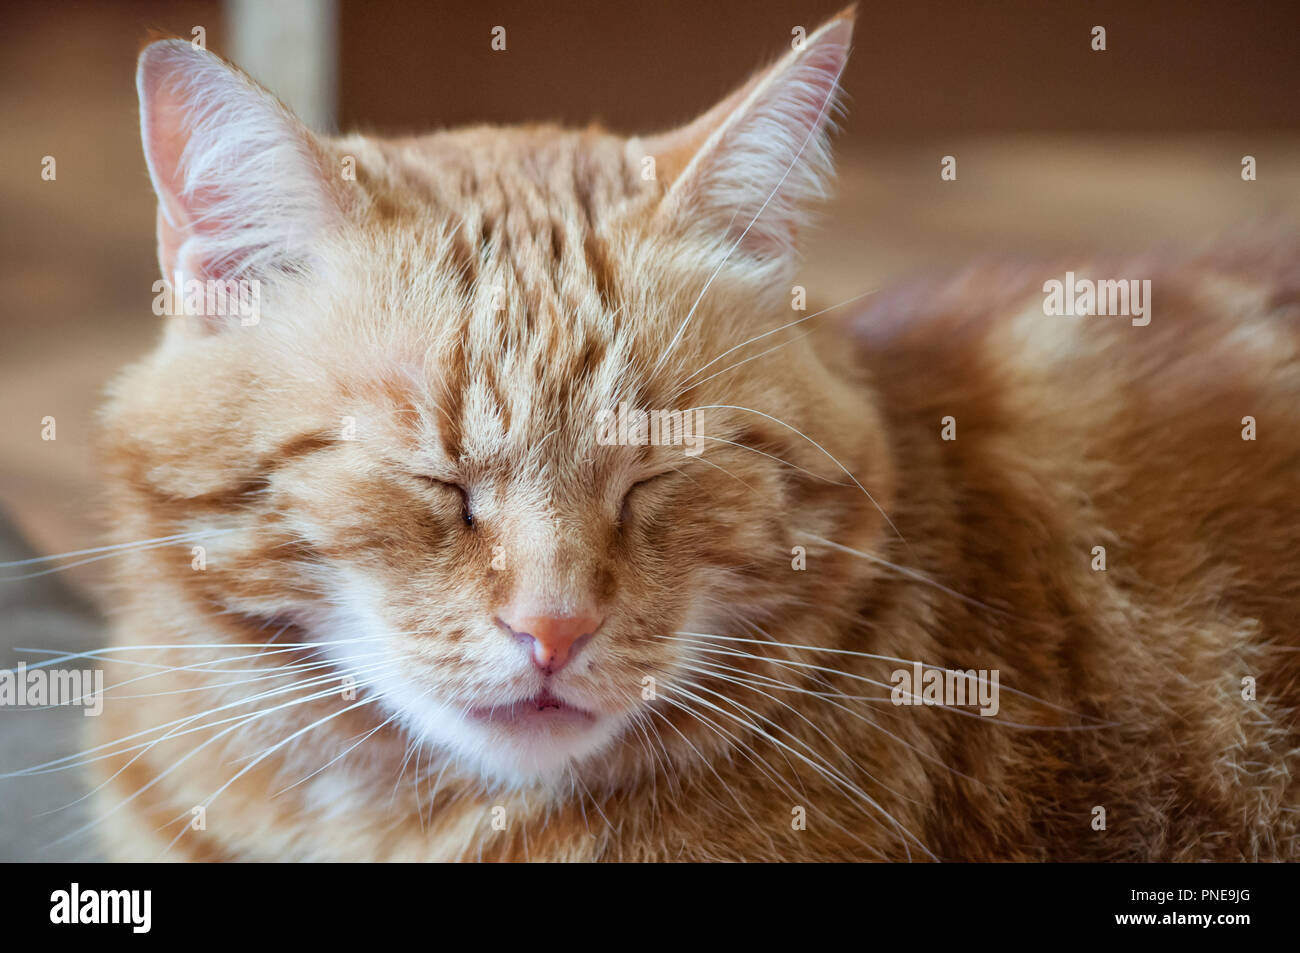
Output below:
[106,7,891,788]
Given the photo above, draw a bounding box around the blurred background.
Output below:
[0,0,1298,858]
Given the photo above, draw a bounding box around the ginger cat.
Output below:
[92,9,1300,861]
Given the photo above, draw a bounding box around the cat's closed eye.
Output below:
[414,475,474,527]
[619,473,671,524]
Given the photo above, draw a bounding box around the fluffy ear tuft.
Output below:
[137,39,343,290]
[634,9,854,274]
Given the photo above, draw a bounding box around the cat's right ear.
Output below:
[137,39,345,302]
[630,8,854,284]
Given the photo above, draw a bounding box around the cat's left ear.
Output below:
[631,7,854,276]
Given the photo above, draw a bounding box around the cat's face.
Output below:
[275,213,820,784]
[107,11,886,787]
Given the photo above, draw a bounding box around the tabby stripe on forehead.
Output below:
[445,218,480,298]
[573,169,618,312]
[582,230,616,313]
[573,336,607,382]
[436,337,468,461]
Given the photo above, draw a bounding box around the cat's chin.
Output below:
[405,688,623,787]
[460,693,619,784]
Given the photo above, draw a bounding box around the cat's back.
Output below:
[830,243,1300,859]
[842,241,1300,602]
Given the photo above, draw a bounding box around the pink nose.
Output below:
[499,612,602,674]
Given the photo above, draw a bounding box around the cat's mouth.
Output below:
[465,690,597,732]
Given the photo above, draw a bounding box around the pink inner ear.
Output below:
[138,62,190,227]
[140,51,198,279]
[139,44,251,282]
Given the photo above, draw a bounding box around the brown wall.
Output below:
[338,0,1300,137]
